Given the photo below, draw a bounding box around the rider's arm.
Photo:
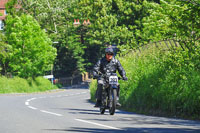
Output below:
[93,60,101,79]
[116,59,127,80]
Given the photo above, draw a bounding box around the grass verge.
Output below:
[0,76,58,93]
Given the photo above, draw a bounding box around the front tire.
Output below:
[109,89,117,115]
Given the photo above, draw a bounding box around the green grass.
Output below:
[89,79,97,102]
[0,76,58,93]
[90,41,200,120]
[118,43,169,114]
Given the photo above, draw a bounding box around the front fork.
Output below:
[101,87,112,109]
[101,85,119,108]
[109,84,119,107]
[108,87,113,108]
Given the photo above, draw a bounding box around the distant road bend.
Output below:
[0,84,200,133]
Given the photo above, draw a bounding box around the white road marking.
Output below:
[25,91,89,117]
[25,102,29,105]
[75,118,120,130]
[40,110,63,116]
[28,106,37,110]
[39,96,46,99]
[27,97,36,102]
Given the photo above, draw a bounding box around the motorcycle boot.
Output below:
[94,100,102,107]
[116,97,121,107]
[116,101,121,107]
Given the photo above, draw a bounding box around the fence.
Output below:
[54,72,91,86]
[136,39,181,53]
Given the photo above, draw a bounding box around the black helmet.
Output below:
[105,47,114,54]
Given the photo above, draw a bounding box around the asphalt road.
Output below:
[0,85,200,133]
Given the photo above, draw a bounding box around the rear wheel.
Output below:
[109,89,117,115]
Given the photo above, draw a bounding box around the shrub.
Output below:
[89,79,97,102]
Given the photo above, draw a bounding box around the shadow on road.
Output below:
[63,108,100,115]
[44,127,200,133]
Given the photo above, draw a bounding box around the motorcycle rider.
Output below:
[93,47,128,107]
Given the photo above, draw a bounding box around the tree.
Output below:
[20,0,88,77]
[141,0,200,45]
[20,0,199,77]
[76,0,136,64]
[171,0,200,47]
[0,32,11,75]
[5,14,57,78]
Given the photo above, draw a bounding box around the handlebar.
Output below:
[93,72,127,81]
[98,72,125,80]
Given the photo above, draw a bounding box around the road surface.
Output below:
[0,85,200,133]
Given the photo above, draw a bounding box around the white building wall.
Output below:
[0,20,4,30]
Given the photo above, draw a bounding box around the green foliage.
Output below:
[0,76,57,93]
[0,32,11,75]
[55,83,63,88]
[68,33,86,73]
[77,0,138,46]
[0,33,7,59]
[89,79,97,102]
[5,14,57,78]
[117,0,200,119]
[158,46,200,118]
[118,43,200,119]
[5,0,18,16]
[142,0,200,44]
[142,1,172,41]
[20,0,147,77]
[118,44,167,113]
[20,0,89,76]
[21,0,75,41]
[16,0,199,78]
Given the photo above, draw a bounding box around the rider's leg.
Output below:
[94,79,104,107]
[97,84,103,101]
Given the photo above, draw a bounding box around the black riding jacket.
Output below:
[93,56,126,79]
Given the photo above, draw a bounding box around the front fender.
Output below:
[111,84,118,89]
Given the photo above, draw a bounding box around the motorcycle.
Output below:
[100,73,120,115]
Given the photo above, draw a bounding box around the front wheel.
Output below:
[109,89,117,115]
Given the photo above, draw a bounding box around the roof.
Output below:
[0,0,21,20]
[0,15,5,20]
[0,0,20,9]
[0,0,8,9]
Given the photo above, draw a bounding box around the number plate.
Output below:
[109,76,118,84]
